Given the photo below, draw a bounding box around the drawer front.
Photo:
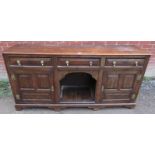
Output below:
[57,57,100,67]
[105,58,145,67]
[9,57,53,66]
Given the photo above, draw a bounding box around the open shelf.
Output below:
[60,72,96,102]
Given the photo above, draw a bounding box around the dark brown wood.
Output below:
[3,44,150,55]
[3,45,150,110]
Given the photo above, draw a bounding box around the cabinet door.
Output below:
[9,67,54,104]
[102,69,142,103]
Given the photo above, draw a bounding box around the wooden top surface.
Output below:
[3,44,150,56]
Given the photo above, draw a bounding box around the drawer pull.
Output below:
[113,61,116,67]
[17,60,21,66]
[135,61,138,67]
[66,60,69,66]
[89,61,93,66]
[41,60,44,66]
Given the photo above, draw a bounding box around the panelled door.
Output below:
[101,68,142,103]
[9,67,54,104]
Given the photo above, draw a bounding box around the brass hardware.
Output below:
[65,60,69,66]
[41,60,44,66]
[11,74,16,81]
[101,57,105,66]
[51,86,54,92]
[135,61,138,67]
[89,61,93,66]
[101,85,104,92]
[17,60,21,66]
[113,61,116,67]
[131,94,136,100]
[15,94,20,100]
[136,74,142,81]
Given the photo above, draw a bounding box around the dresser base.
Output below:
[15,103,136,111]
[3,45,149,111]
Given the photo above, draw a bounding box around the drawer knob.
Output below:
[89,61,93,66]
[17,60,21,66]
[113,61,116,67]
[135,61,138,67]
[66,60,69,66]
[41,60,44,66]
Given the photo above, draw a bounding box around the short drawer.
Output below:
[57,57,100,67]
[105,58,145,67]
[9,57,53,66]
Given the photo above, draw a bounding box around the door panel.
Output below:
[18,74,34,89]
[102,69,141,103]
[10,67,54,104]
[121,74,135,89]
[36,74,51,89]
[105,74,119,89]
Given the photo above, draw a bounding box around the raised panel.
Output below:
[36,74,50,89]
[122,74,135,89]
[104,93,130,100]
[103,82,131,101]
[105,74,119,89]
[18,74,34,89]
[21,92,51,100]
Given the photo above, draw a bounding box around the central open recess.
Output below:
[60,72,96,102]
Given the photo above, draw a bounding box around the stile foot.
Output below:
[53,107,62,111]
[15,106,23,111]
[88,106,101,111]
[125,105,136,109]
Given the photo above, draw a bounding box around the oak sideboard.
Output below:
[3,45,150,110]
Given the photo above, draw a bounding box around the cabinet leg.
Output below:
[88,107,101,111]
[125,105,136,109]
[15,106,23,111]
[48,106,63,111]
[53,107,62,111]
[93,107,101,111]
